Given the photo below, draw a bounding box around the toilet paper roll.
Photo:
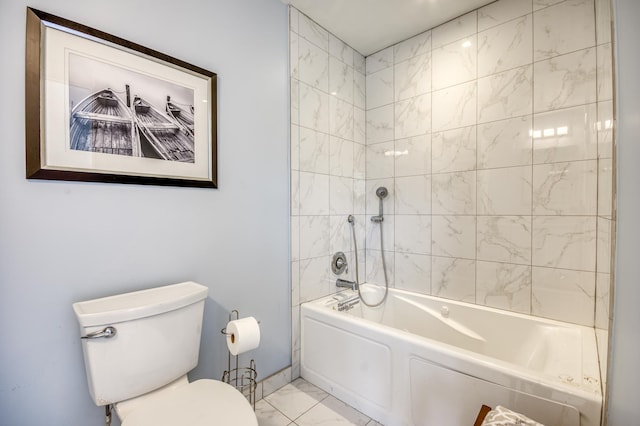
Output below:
[226,316,261,355]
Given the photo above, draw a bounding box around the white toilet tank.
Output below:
[73,282,209,406]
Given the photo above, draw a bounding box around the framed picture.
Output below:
[25,7,217,188]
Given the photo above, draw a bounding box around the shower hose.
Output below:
[349,215,388,307]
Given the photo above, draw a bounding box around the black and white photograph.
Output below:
[68,54,196,163]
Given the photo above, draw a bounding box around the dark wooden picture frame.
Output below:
[25,7,218,188]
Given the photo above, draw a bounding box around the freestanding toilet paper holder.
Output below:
[221,310,258,409]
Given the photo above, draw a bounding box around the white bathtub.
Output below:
[300,285,602,426]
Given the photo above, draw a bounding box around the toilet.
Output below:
[72,281,258,426]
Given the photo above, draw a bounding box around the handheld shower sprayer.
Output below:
[371,186,388,223]
[348,186,389,307]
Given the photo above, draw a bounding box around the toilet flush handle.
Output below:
[81,326,117,339]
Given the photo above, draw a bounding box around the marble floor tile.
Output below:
[264,378,329,421]
[260,378,385,425]
[256,399,293,426]
[295,395,371,426]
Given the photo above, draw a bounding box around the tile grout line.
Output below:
[474,9,479,305]
[259,398,295,424]
[289,392,331,424]
[530,0,535,317]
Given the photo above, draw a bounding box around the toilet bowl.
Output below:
[73,282,257,425]
[116,376,257,426]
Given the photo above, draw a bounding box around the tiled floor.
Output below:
[256,378,383,426]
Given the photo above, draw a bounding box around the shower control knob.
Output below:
[331,252,348,275]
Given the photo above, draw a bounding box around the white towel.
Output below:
[481,405,545,426]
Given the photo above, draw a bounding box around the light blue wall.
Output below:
[0,0,290,424]
[608,1,640,423]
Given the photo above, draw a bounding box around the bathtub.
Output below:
[300,285,602,426]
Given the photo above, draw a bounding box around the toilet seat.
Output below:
[119,379,258,426]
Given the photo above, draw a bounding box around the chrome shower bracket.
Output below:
[331,251,348,275]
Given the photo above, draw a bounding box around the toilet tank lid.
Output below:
[73,282,208,327]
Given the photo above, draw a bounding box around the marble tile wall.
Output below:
[289,0,615,381]
[289,8,367,380]
[363,0,614,329]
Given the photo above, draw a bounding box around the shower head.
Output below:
[371,187,388,223]
[376,187,388,199]
[347,214,355,224]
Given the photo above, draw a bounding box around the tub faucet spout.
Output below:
[336,278,358,291]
